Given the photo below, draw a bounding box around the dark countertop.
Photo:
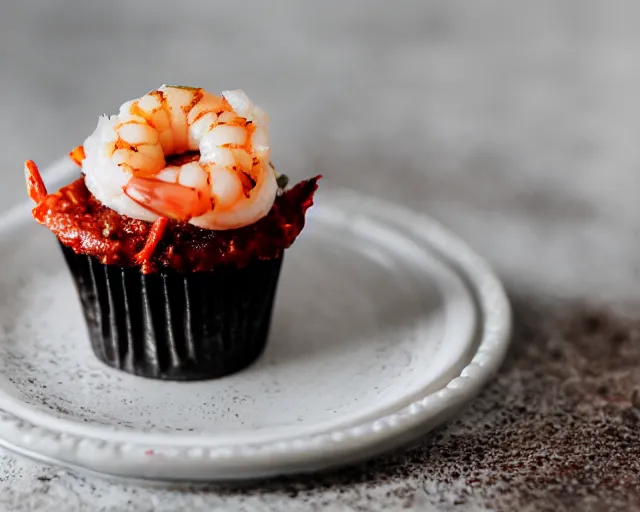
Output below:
[1,1,639,510]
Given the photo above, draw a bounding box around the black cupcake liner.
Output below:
[60,244,283,381]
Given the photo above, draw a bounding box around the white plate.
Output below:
[0,159,510,482]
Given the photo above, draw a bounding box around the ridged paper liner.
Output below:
[60,244,283,381]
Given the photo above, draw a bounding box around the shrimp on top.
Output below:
[76,85,277,231]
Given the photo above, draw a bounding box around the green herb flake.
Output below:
[165,85,199,91]
[276,174,290,190]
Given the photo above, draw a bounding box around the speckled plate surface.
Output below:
[0,159,510,482]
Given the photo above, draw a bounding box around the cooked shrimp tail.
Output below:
[124,176,211,221]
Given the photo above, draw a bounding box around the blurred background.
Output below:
[2,0,638,301]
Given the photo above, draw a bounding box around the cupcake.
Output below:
[24,85,320,381]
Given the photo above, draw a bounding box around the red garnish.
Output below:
[24,160,48,204]
[31,176,321,274]
[69,146,86,167]
[135,217,169,266]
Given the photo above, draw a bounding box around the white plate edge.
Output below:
[0,159,512,479]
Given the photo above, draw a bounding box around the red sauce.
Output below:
[32,176,320,274]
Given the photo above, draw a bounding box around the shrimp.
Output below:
[80,85,277,230]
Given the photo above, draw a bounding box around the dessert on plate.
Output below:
[24,85,319,381]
